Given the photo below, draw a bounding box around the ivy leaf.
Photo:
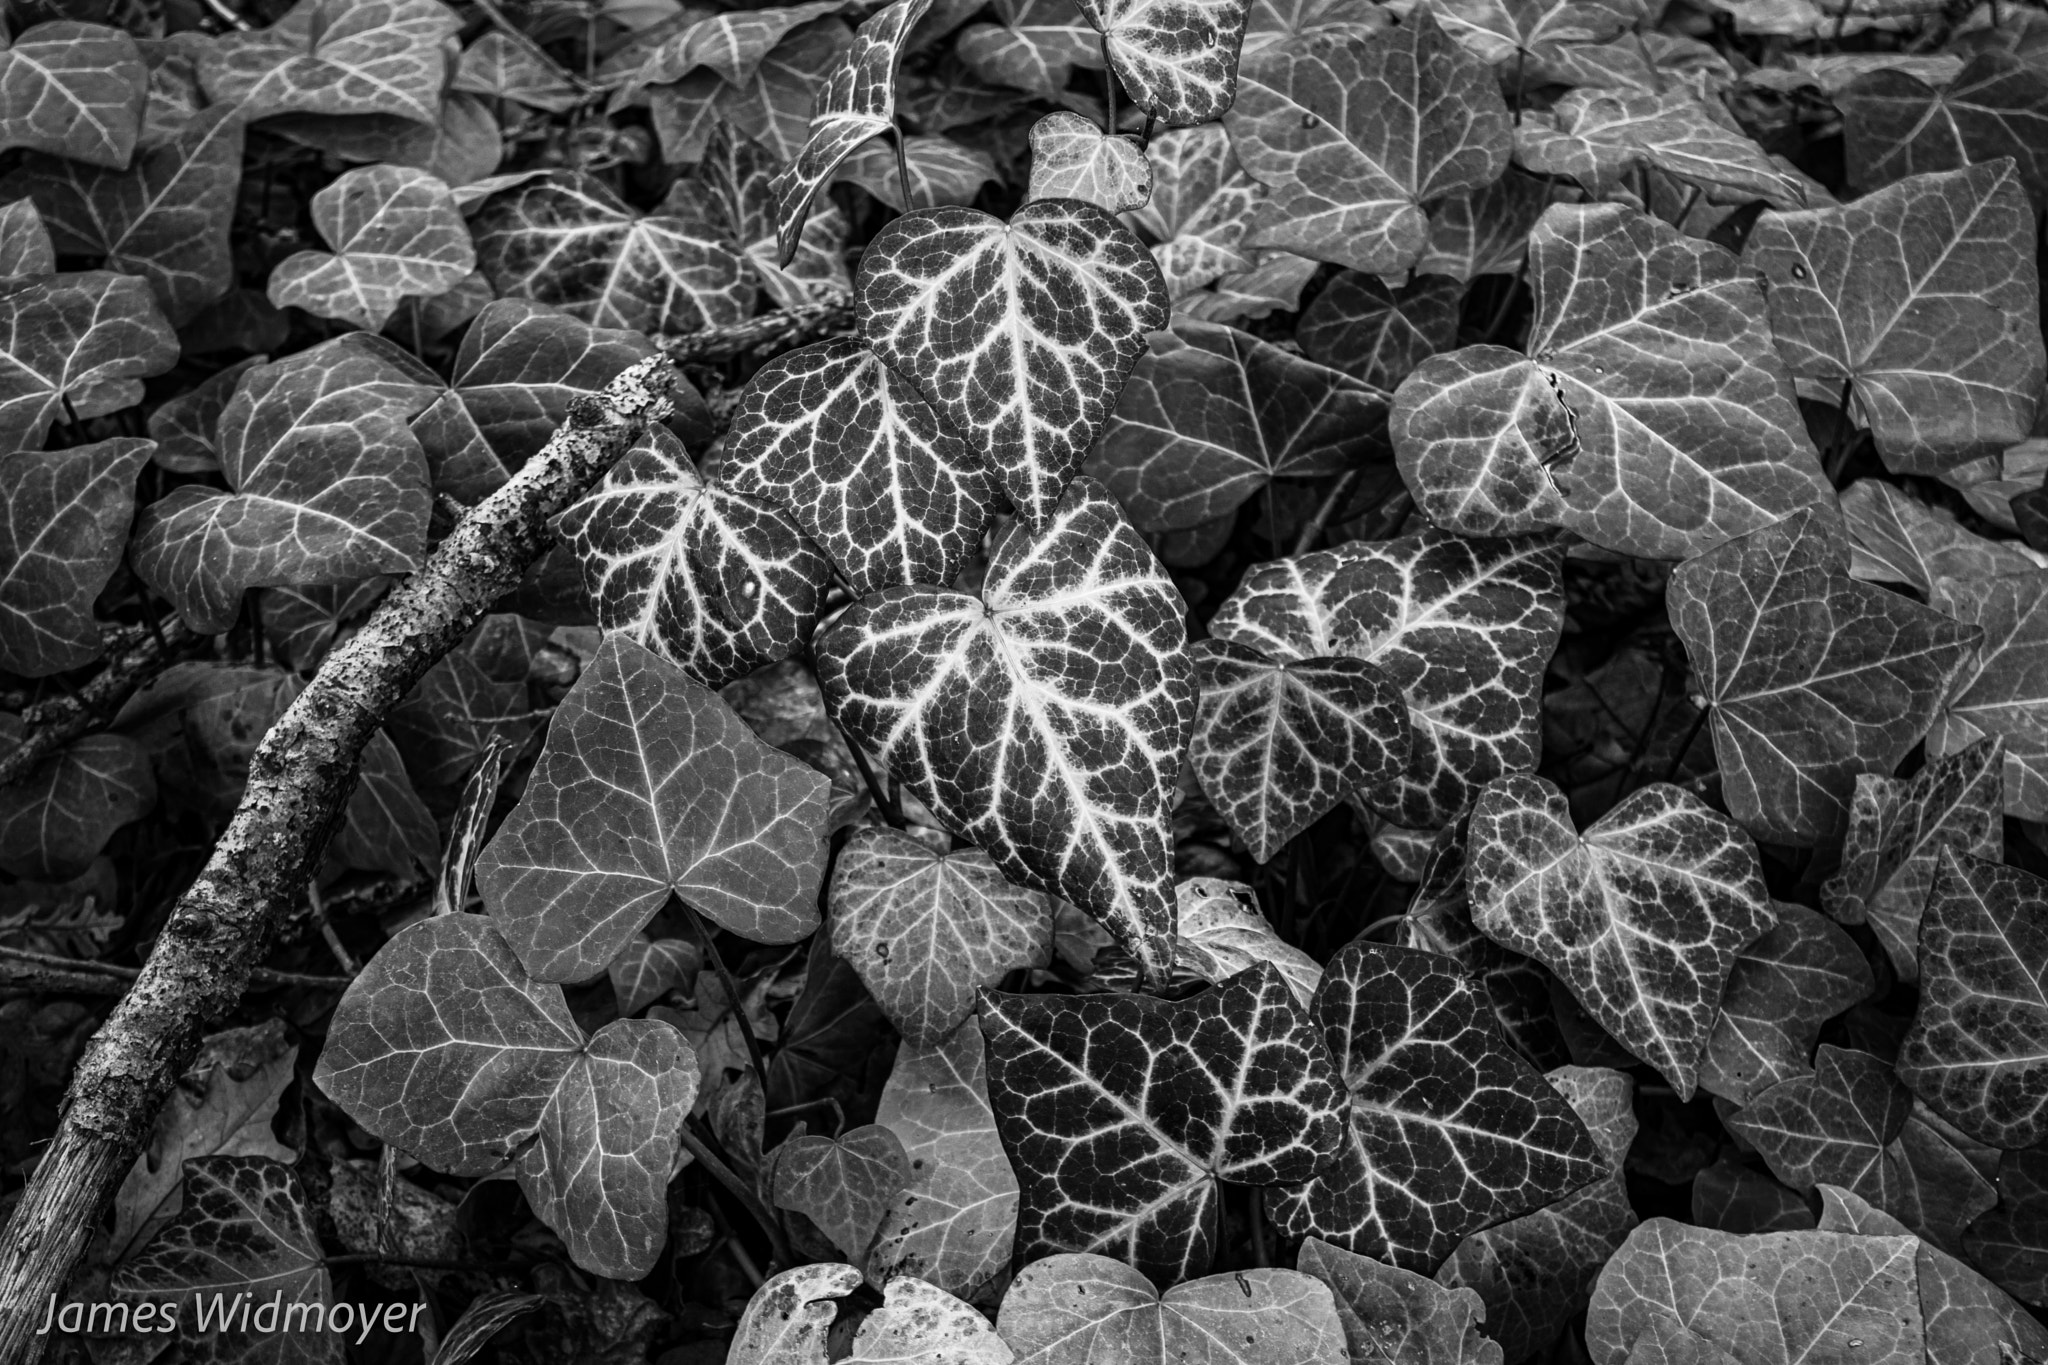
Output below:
[1522,203,1833,561]
[1078,0,1250,126]
[720,337,1000,597]
[994,1253,1349,1364]
[110,1157,334,1361]
[1,103,242,325]
[0,199,52,278]
[771,1124,912,1263]
[1965,1148,2048,1309]
[1669,506,1984,846]
[472,170,753,334]
[476,634,830,983]
[829,826,1054,1048]
[838,134,1002,211]
[1841,479,2048,596]
[1515,90,1806,208]
[980,962,1345,1284]
[1208,530,1566,829]
[1027,112,1151,212]
[856,200,1170,527]
[1697,904,1874,1107]
[0,22,146,171]
[767,932,892,1118]
[331,726,439,879]
[817,479,1195,980]
[1166,877,1324,1004]
[1416,168,1551,282]
[1430,0,1640,67]
[1821,737,2004,984]
[606,935,698,1016]
[1189,638,1411,863]
[1898,850,2048,1151]
[956,0,1104,99]
[1468,775,1775,1098]
[0,436,150,678]
[268,164,476,332]
[776,0,932,267]
[0,727,154,882]
[1087,317,1390,533]
[560,424,831,689]
[1392,345,1573,539]
[1727,1044,1996,1252]
[1838,54,2048,203]
[729,1264,864,1365]
[0,271,178,451]
[1223,10,1512,276]
[1299,271,1461,392]
[131,341,434,635]
[1298,1238,1503,1365]
[1269,941,1606,1272]
[453,32,584,114]
[1124,124,1262,301]
[871,1019,1020,1303]
[198,0,461,126]
[1435,1066,1640,1364]
[1928,571,2048,820]
[1744,162,2046,475]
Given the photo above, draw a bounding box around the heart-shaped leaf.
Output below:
[606,935,698,1016]
[1728,1045,1995,1252]
[0,436,151,678]
[1208,530,1566,828]
[0,22,146,171]
[871,1019,1020,1302]
[995,1253,1349,1363]
[1078,0,1250,126]
[1,102,243,325]
[560,423,831,689]
[956,0,1105,99]
[199,0,461,126]
[1744,162,2045,475]
[1392,344,1574,538]
[131,339,434,634]
[1434,1066,1639,1364]
[476,634,830,982]
[1898,850,2048,1151]
[0,728,155,880]
[0,270,177,451]
[981,962,1344,1284]
[1928,570,2048,821]
[770,1124,912,1263]
[1124,124,1262,300]
[817,478,1195,980]
[1268,941,1606,1272]
[1821,736,2004,984]
[472,171,752,334]
[1297,1237,1502,1365]
[772,0,931,265]
[1467,775,1776,1098]
[269,164,476,331]
[1515,89,1806,208]
[1838,54,2048,203]
[1087,317,1391,533]
[1027,112,1151,212]
[1669,506,1984,845]
[1697,904,1873,1107]
[1189,638,1411,863]
[721,337,1000,597]
[829,826,1054,1048]
[856,200,1169,527]
[1222,10,1512,276]
[314,913,699,1278]
[1298,271,1461,392]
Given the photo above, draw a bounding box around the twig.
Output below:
[678,1123,793,1269]
[1293,469,1365,556]
[0,945,353,994]
[199,0,252,30]
[306,882,362,976]
[656,293,856,366]
[680,901,771,1089]
[0,359,679,1365]
[0,621,199,788]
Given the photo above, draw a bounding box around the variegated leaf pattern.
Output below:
[1467,775,1777,1099]
[856,201,1171,528]
[720,337,1000,596]
[1208,530,1566,828]
[560,424,830,689]
[1077,0,1251,126]
[1027,112,1153,213]
[981,962,1345,1285]
[1269,942,1607,1273]
[1189,638,1410,864]
[773,0,933,265]
[816,479,1195,982]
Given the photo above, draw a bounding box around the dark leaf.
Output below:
[386,648,534,790]
[268,163,476,332]
[1668,505,1983,846]
[769,1123,911,1262]
[198,0,461,126]
[689,127,852,310]
[0,728,155,879]
[605,934,697,1016]
[1928,570,2048,820]
[856,200,1170,527]
[1964,1147,2048,1308]
[330,726,439,878]
[0,436,150,677]
[1392,345,1573,539]
[0,22,146,171]
[1415,168,1550,281]
[1027,112,1152,212]
[0,270,177,451]
[981,961,1344,1284]
[1839,55,2048,203]
[1691,1157,1815,1235]
[766,930,892,1117]
[1299,271,1461,392]
[476,634,829,982]
[1697,904,1873,1107]
[1468,775,1775,1097]
[1299,1237,1503,1365]
[1431,0,1641,66]
[1078,0,1249,125]
[817,479,1195,979]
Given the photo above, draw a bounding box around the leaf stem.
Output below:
[679,901,773,1090]
[1293,469,1364,556]
[1102,35,1117,132]
[678,1121,793,1269]
[893,127,916,211]
[839,720,907,828]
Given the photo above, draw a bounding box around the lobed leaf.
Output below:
[1928,569,2048,820]
[0,727,155,880]
[770,1124,912,1263]
[1697,904,1873,1107]
[956,0,1105,99]
[1841,479,2048,595]
[1298,271,1461,391]
[1392,345,1573,538]
[1026,112,1152,212]
[268,164,476,332]
[0,437,151,678]
[198,0,461,126]
[0,270,178,451]
[1078,0,1250,126]
[0,22,147,171]
[1123,123,1263,300]
[1838,54,2048,204]
[1515,89,1805,208]
[1298,1238,1502,1365]
[1964,1148,2048,1309]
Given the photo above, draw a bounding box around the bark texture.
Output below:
[0,357,678,1363]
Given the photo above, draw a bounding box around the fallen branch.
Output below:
[0,620,199,788]
[658,292,855,366]
[0,358,678,1363]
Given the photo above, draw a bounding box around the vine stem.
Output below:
[0,620,198,788]
[893,126,916,211]
[678,1123,794,1269]
[679,901,772,1090]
